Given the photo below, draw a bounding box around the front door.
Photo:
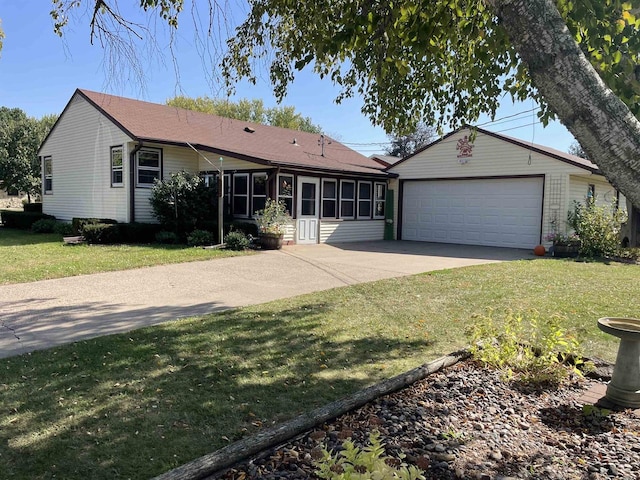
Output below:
[296,176,320,244]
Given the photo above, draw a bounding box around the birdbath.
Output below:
[597,317,640,408]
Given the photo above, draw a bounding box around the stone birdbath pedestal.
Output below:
[597,317,640,408]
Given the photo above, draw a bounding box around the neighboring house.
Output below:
[370,154,403,168]
[38,89,394,244]
[0,189,25,209]
[387,126,627,249]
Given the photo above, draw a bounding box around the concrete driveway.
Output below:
[0,241,529,358]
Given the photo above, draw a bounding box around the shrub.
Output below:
[467,309,587,386]
[119,222,162,244]
[155,230,180,244]
[72,217,118,235]
[224,231,250,250]
[23,202,43,213]
[31,218,58,233]
[1,210,55,229]
[230,220,259,237]
[187,229,215,247]
[82,223,122,244]
[256,198,291,234]
[568,198,626,258]
[150,171,218,238]
[53,222,75,236]
[315,431,425,480]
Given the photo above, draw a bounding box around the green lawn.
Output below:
[1,258,637,479]
[0,228,251,284]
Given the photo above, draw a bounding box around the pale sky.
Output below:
[0,1,577,156]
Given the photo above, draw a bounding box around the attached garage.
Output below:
[389,127,621,250]
[401,177,543,248]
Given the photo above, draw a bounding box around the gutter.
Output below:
[129,141,144,223]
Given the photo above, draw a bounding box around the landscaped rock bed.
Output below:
[215,361,640,480]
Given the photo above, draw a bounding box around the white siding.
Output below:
[133,144,200,223]
[320,220,385,243]
[569,175,617,208]
[199,155,264,172]
[389,128,599,244]
[40,95,132,222]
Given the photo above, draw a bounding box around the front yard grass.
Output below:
[0,228,251,284]
[1,259,638,479]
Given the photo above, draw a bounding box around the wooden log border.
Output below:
[153,350,469,480]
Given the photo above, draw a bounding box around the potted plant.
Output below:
[256,198,291,250]
[545,232,580,258]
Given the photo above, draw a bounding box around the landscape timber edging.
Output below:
[152,350,470,480]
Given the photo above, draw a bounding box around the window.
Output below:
[587,184,595,201]
[233,173,249,216]
[136,148,161,187]
[111,146,123,187]
[374,182,386,219]
[43,156,53,194]
[357,181,372,218]
[322,180,337,218]
[340,180,355,218]
[277,174,294,215]
[223,173,231,217]
[301,181,317,216]
[252,173,268,215]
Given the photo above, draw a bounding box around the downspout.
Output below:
[129,141,143,223]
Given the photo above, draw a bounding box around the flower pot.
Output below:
[260,232,284,250]
[552,244,579,258]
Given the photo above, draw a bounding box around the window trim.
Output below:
[135,147,162,188]
[373,182,386,219]
[357,181,373,219]
[251,172,268,216]
[339,179,356,219]
[110,145,124,187]
[43,156,53,194]
[321,179,337,219]
[231,173,250,217]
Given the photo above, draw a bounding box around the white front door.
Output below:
[296,176,320,244]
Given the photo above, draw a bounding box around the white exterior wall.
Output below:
[389,129,595,244]
[320,220,385,243]
[40,95,132,222]
[133,144,200,223]
[569,175,617,208]
[199,155,264,172]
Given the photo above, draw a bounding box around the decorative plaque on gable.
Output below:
[456,135,474,164]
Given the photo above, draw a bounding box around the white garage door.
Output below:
[401,178,543,248]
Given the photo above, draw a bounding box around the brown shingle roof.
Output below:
[77,89,388,177]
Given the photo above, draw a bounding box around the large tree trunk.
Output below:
[490,0,640,208]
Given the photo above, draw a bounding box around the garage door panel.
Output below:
[402,178,542,248]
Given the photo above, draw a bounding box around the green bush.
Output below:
[72,217,118,235]
[23,203,43,213]
[82,223,122,244]
[155,230,180,244]
[150,171,218,239]
[53,222,75,236]
[1,210,55,229]
[230,220,259,237]
[119,222,162,244]
[568,199,626,258]
[187,229,215,247]
[467,309,587,386]
[315,431,425,480]
[224,231,250,250]
[31,218,58,233]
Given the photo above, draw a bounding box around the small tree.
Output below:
[385,122,436,158]
[568,198,627,258]
[150,171,217,239]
